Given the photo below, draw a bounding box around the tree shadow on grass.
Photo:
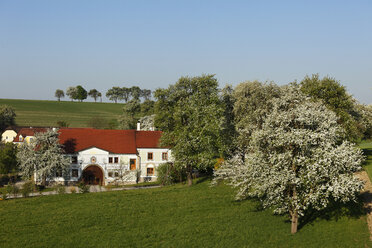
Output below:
[298,193,372,231]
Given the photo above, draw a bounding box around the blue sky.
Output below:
[0,0,371,104]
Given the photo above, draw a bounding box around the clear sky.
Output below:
[0,0,371,104]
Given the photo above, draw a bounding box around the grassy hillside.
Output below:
[0,99,123,127]
[360,140,372,181]
[0,179,370,247]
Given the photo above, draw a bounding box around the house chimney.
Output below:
[137,122,141,131]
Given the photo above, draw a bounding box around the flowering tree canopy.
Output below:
[17,129,70,185]
[214,85,364,234]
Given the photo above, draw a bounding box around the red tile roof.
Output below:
[58,128,164,154]
[13,128,47,142]
[136,131,163,148]
[13,127,165,154]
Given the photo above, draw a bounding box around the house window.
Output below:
[56,169,63,177]
[71,169,78,178]
[109,157,119,163]
[162,152,168,161]
[147,152,153,160]
[130,159,136,170]
[114,171,119,178]
[71,156,78,164]
[108,171,113,177]
[147,167,154,176]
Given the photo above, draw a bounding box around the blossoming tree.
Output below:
[214,85,364,233]
[17,129,70,186]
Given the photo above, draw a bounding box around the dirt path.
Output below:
[356,171,372,241]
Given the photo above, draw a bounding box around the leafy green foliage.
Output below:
[300,74,361,141]
[156,163,185,185]
[106,87,122,103]
[88,89,101,102]
[75,85,87,102]
[0,143,18,174]
[0,105,16,132]
[54,89,64,101]
[21,181,35,197]
[154,75,227,185]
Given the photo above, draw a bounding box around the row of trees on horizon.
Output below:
[54,86,152,103]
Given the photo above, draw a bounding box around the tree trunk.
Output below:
[291,185,298,234]
[291,210,298,234]
[187,165,193,186]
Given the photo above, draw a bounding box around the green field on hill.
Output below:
[0,179,370,248]
[0,99,123,128]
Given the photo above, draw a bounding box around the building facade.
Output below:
[10,127,172,185]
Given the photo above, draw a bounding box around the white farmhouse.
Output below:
[13,127,172,185]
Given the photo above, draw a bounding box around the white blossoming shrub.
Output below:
[214,85,364,233]
[17,129,70,185]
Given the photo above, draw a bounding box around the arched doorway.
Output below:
[82,165,104,186]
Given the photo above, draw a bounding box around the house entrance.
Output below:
[82,165,104,186]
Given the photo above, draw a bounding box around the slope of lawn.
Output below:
[0,179,370,248]
[360,140,372,181]
[0,98,123,127]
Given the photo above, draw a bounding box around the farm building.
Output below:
[8,127,171,185]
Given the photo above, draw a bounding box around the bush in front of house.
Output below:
[157,163,186,185]
[21,181,35,198]
[78,182,90,193]
[55,185,66,194]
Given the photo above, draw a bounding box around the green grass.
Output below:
[0,179,370,247]
[360,140,372,181]
[0,98,123,127]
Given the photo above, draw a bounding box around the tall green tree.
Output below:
[0,105,16,133]
[17,129,70,186]
[214,85,364,234]
[66,87,78,101]
[76,85,87,102]
[0,143,18,174]
[130,86,141,101]
[141,89,152,101]
[88,89,101,102]
[154,75,225,186]
[119,99,141,129]
[54,89,64,101]
[120,87,131,103]
[300,74,360,141]
[106,87,122,103]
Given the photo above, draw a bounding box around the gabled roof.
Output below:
[59,128,138,154]
[13,127,47,142]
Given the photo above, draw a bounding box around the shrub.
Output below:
[21,181,35,198]
[78,182,90,193]
[69,186,77,194]
[9,184,19,197]
[55,185,66,194]
[0,186,8,200]
[157,163,185,185]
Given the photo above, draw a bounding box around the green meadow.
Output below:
[0,179,370,248]
[0,99,123,127]
[360,140,372,181]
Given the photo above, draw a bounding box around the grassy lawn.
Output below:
[0,179,370,248]
[360,140,372,181]
[0,98,123,127]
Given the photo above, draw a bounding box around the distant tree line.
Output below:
[54,86,152,103]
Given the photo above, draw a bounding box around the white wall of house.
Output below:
[137,148,172,180]
[48,147,173,184]
[1,130,17,143]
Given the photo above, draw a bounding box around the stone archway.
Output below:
[82,165,104,186]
